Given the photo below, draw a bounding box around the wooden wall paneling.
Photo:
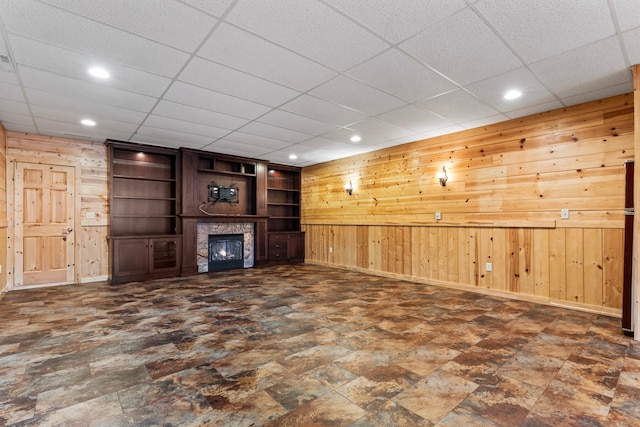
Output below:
[478,228,493,289]
[436,227,448,281]
[369,225,382,271]
[427,227,439,281]
[357,225,368,269]
[519,229,535,296]
[302,94,632,315]
[565,228,585,303]
[410,226,421,277]
[457,227,470,286]
[491,228,507,292]
[507,228,519,293]
[533,228,550,298]
[447,227,458,284]
[402,226,412,276]
[583,228,604,307]
[549,228,567,301]
[603,228,624,309]
[78,226,108,282]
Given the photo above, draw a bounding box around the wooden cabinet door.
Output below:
[113,239,148,277]
[150,237,181,273]
[15,162,76,287]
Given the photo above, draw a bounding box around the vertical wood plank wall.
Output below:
[6,133,109,286]
[0,123,7,294]
[302,94,634,316]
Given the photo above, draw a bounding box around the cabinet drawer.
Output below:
[269,249,288,260]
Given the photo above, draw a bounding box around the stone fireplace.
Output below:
[197,222,254,273]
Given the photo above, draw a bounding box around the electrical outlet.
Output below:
[485,262,492,272]
[435,211,442,220]
[86,212,96,219]
[329,247,333,254]
[561,209,570,219]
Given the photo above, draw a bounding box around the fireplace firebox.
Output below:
[208,234,244,271]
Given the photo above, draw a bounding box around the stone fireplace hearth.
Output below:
[197,222,254,273]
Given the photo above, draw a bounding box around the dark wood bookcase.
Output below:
[108,141,182,284]
[267,165,304,264]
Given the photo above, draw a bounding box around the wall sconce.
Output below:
[345,180,353,195]
[437,166,448,186]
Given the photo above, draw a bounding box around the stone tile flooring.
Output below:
[1,264,639,426]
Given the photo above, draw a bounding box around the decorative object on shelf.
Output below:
[345,180,353,195]
[437,166,448,186]
[208,181,239,204]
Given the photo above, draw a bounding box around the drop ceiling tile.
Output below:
[30,105,140,133]
[400,8,523,86]
[34,118,133,142]
[225,0,389,71]
[131,133,202,150]
[347,118,415,142]
[0,0,189,76]
[0,82,26,102]
[347,48,458,103]
[0,111,34,127]
[203,139,274,157]
[462,113,510,130]
[475,0,615,62]
[297,136,359,153]
[322,118,414,147]
[309,75,406,115]
[181,0,236,18]
[0,99,30,115]
[260,146,338,166]
[505,100,564,120]
[530,36,629,99]
[376,105,453,133]
[135,125,216,147]
[1,120,37,133]
[257,109,339,136]
[199,23,336,92]
[613,0,640,31]
[143,115,231,139]
[280,95,368,127]
[222,131,293,150]
[418,89,500,125]
[41,0,218,52]
[466,67,557,114]
[238,122,312,144]
[179,57,300,107]
[623,27,640,65]
[424,124,465,139]
[25,88,148,124]
[164,81,271,120]
[560,82,633,107]
[324,0,468,43]
[18,67,157,112]
[10,35,171,97]
[0,71,19,85]
[153,100,249,130]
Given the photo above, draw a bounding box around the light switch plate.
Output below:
[561,209,569,219]
[435,212,442,220]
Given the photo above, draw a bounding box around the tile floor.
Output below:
[1,264,639,426]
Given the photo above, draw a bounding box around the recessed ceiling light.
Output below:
[81,118,96,126]
[504,89,522,100]
[88,67,110,79]
[288,154,297,160]
[350,135,361,143]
